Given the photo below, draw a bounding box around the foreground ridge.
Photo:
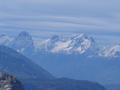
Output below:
[0,72,24,90]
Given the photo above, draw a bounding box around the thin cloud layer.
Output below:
[0,15,120,32]
[0,0,120,41]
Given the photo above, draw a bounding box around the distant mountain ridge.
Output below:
[35,33,96,55]
[1,31,120,58]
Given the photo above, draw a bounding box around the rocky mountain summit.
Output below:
[0,72,24,90]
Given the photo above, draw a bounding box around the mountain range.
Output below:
[0,45,106,90]
[0,31,120,85]
[36,33,95,54]
[0,45,54,80]
[0,31,120,58]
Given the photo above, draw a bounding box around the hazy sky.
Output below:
[1,0,120,16]
[0,0,120,44]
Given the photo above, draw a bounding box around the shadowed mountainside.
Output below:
[0,45,106,90]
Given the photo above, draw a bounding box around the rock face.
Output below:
[0,72,24,90]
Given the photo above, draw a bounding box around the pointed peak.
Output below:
[16,31,33,40]
[50,35,60,42]
[18,31,31,37]
[51,35,59,39]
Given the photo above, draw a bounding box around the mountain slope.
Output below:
[105,84,120,90]
[0,45,54,80]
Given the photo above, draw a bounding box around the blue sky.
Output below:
[0,0,120,45]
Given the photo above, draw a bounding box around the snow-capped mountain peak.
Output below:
[10,31,34,54]
[0,34,13,45]
[101,44,120,58]
[67,33,94,54]
[37,33,95,54]
[17,31,33,40]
